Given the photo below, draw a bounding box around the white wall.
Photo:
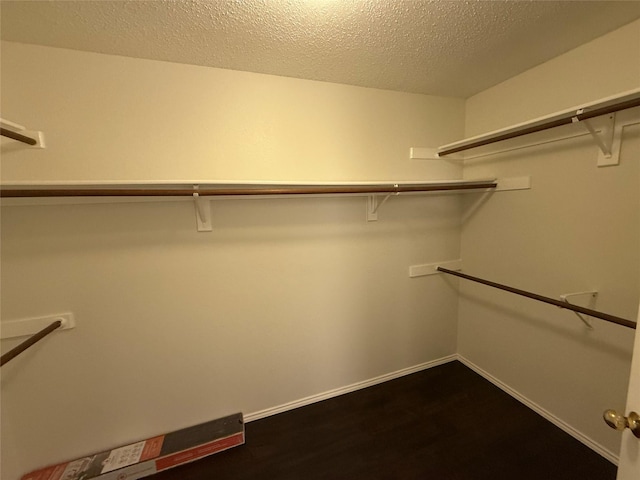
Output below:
[460,20,640,459]
[0,42,465,479]
[1,42,463,183]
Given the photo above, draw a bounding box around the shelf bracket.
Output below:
[559,291,598,329]
[366,192,394,222]
[573,111,621,167]
[193,187,212,232]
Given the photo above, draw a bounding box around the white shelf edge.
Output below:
[0,178,493,188]
[438,87,640,153]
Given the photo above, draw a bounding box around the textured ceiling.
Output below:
[1,0,639,98]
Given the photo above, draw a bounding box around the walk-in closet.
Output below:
[1,2,639,480]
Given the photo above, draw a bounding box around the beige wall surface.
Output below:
[460,20,640,458]
[1,42,464,479]
[0,42,463,183]
[465,20,640,137]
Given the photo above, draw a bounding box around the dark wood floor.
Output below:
[151,361,616,480]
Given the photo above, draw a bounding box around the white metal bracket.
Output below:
[573,111,621,167]
[0,118,46,148]
[193,187,212,232]
[366,193,394,222]
[559,291,598,329]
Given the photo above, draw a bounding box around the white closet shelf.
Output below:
[437,88,640,157]
[0,179,498,199]
[1,179,499,232]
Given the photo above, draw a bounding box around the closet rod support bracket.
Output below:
[193,187,212,232]
[559,291,598,329]
[367,191,395,222]
[573,111,620,167]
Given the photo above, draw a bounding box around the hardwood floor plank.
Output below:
[150,361,617,480]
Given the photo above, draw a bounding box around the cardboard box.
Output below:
[22,413,244,480]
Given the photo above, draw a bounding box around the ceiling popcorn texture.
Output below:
[1,0,639,98]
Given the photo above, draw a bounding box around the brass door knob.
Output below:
[603,410,640,438]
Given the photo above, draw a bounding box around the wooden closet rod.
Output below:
[0,127,38,146]
[437,267,636,329]
[0,181,497,198]
[438,95,640,156]
[0,320,62,367]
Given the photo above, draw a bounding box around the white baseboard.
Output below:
[456,354,619,465]
[244,353,618,466]
[244,354,457,423]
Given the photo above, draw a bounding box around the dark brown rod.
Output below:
[437,267,636,330]
[0,127,38,146]
[0,182,497,198]
[438,95,640,156]
[0,321,63,367]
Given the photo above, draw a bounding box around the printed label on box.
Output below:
[101,436,164,474]
[101,441,145,474]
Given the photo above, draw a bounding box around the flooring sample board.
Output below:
[21,413,244,480]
